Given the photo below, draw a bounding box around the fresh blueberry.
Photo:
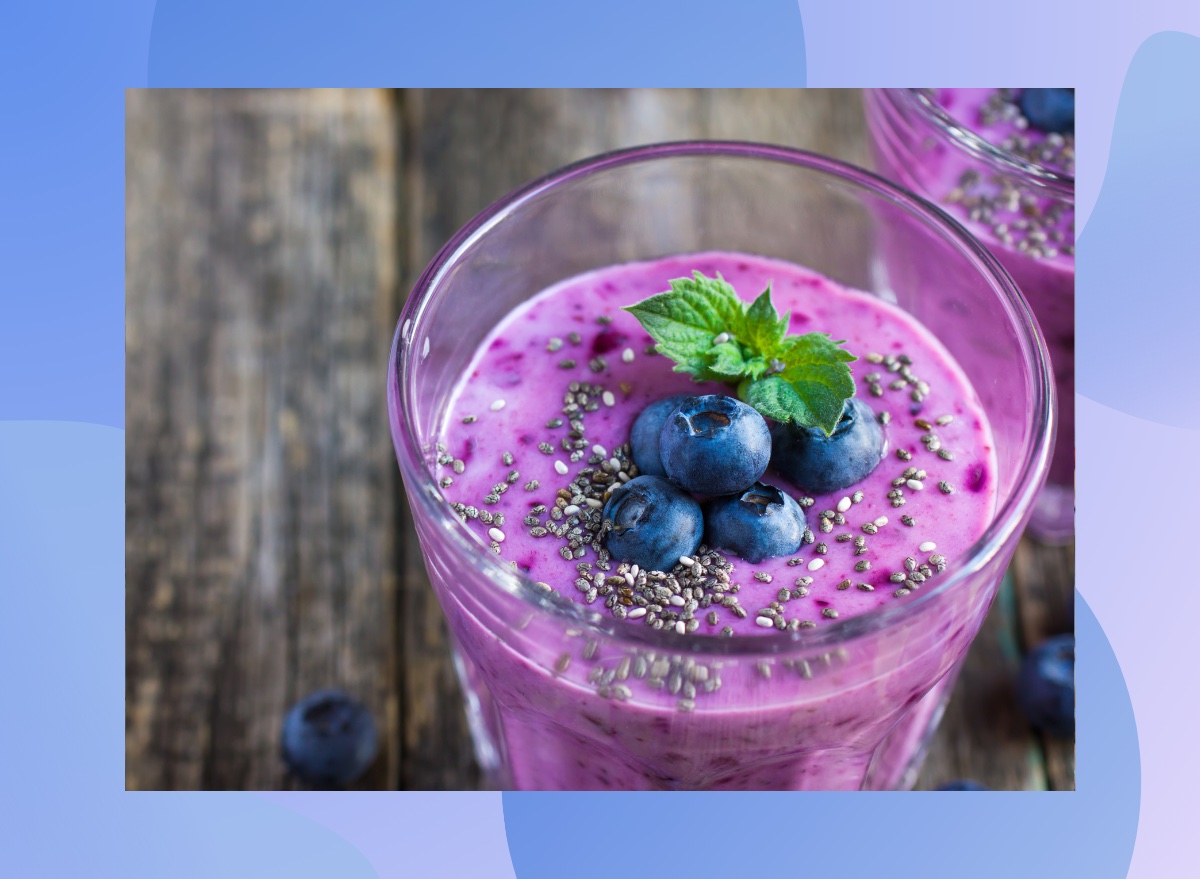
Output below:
[769,397,886,494]
[602,474,704,573]
[659,394,771,495]
[281,689,378,786]
[936,780,989,791]
[1019,88,1074,134]
[1017,634,1075,736]
[703,481,806,563]
[629,395,687,478]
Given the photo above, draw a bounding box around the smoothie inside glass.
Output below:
[864,88,1074,543]
[388,143,1054,790]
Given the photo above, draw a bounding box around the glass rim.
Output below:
[388,139,1056,657]
[870,89,1076,196]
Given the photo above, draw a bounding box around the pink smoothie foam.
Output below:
[424,252,1000,790]
[867,88,1074,492]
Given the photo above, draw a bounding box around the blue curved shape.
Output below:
[147,0,806,86]
[503,594,1138,878]
[123,795,380,878]
[0,2,153,426]
[0,421,376,878]
[1078,31,1200,428]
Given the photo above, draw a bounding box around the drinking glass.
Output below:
[864,89,1074,543]
[388,142,1054,790]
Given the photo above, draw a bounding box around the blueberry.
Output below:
[936,780,989,791]
[281,689,378,786]
[659,395,771,495]
[1019,88,1074,134]
[629,395,687,477]
[703,481,806,563]
[1017,634,1075,736]
[769,397,886,494]
[602,475,704,573]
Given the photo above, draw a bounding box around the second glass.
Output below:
[864,88,1075,543]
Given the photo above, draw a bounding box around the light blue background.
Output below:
[3,1,1193,876]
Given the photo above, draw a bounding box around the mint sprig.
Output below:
[623,271,857,436]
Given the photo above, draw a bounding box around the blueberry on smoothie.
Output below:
[1019,88,1074,134]
[1017,634,1075,736]
[659,395,771,495]
[703,481,806,563]
[629,395,687,478]
[936,780,989,791]
[770,397,886,494]
[602,475,704,573]
[281,689,378,787]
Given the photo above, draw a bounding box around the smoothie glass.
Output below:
[864,88,1074,543]
[388,143,1054,790]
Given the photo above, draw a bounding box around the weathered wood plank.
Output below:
[1011,537,1077,791]
[126,89,400,790]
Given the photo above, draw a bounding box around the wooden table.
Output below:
[126,88,1074,791]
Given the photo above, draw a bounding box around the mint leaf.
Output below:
[703,341,748,378]
[777,332,857,367]
[743,376,808,424]
[624,271,857,435]
[743,285,789,355]
[622,272,746,377]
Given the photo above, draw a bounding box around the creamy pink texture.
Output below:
[438,252,997,632]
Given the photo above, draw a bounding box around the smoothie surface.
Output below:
[933,87,1075,178]
[921,88,1076,266]
[434,252,998,636]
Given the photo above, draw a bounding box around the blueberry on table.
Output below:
[936,780,989,791]
[659,394,771,495]
[281,689,379,787]
[703,481,806,563]
[1019,88,1074,134]
[769,397,886,494]
[629,395,687,478]
[602,475,704,573]
[1017,634,1075,736]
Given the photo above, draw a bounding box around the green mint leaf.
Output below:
[778,365,853,436]
[703,341,748,378]
[739,354,771,382]
[742,376,807,424]
[742,285,789,355]
[774,333,858,435]
[624,271,857,435]
[622,272,746,377]
[777,332,858,367]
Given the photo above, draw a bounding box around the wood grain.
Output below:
[126,90,400,790]
[126,88,1074,790]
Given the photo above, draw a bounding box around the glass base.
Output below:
[1027,483,1075,544]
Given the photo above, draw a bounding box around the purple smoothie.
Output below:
[428,252,998,789]
[865,88,1075,539]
